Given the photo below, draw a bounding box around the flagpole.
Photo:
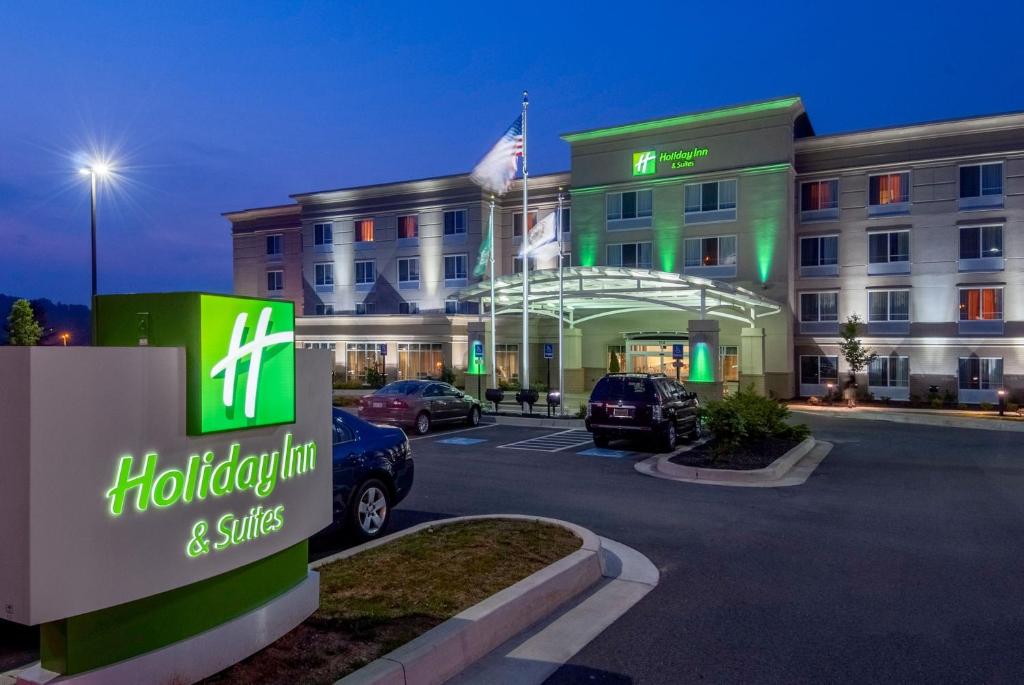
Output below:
[489,196,497,390]
[557,190,565,416]
[520,90,530,407]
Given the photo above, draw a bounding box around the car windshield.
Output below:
[590,376,656,402]
[377,381,422,395]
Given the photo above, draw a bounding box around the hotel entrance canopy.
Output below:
[457,266,783,327]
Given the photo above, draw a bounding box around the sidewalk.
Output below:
[790,402,1024,432]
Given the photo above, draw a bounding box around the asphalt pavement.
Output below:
[384,415,1024,684]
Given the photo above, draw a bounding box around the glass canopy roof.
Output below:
[457,266,783,327]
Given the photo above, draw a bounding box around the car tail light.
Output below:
[586,402,595,418]
[390,399,408,409]
[651,404,663,421]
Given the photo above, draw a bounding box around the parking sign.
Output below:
[379,344,387,357]
[543,343,554,359]
[672,344,684,359]
[473,342,484,358]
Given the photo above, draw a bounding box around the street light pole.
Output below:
[90,170,98,300]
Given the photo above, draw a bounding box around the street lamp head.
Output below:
[80,161,113,177]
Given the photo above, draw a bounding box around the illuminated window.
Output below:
[607,242,652,269]
[800,355,838,386]
[346,342,384,379]
[684,236,736,268]
[958,357,1002,390]
[513,211,537,237]
[266,270,283,292]
[959,288,1002,321]
[266,234,282,256]
[355,260,375,285]
[355,219,374,242]
[398,343,443,379]
[800,292,838,322]
[800,180,839,219]
[496,344,519,381]
[868,290,909,322]
[868,173,910,208]
[720,346,739,382]
[398,215,418,240]
[684,180,736,223]
[397,257,419,285]
[444,209,467,235]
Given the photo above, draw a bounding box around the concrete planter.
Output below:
[636,437,828,487]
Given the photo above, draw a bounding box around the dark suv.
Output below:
[585,373,700,451]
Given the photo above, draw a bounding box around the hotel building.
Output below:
[227,96,1024,403]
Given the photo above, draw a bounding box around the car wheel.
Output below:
[466,406,481,426]
[348,478,392,541]
[414,411,431,435]
[659,423,677,452]
[685,420,702,441]
[593,433,610,448]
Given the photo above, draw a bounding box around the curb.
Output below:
[329,515,605,685]
[790,406,1024,433]
[636,437,827,487]
[487,415,586,429]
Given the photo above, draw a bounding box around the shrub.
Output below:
[979,402,994,412]
[575,402,587,419]
[498,378,520,391]
[700,386,810,454]
[332,395,362,407]
[364,367,386,388]
[930,397,944,409]
[439,365,456,385]
[1006,402,1019,413]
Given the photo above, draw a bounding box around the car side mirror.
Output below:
[456,391,465,398]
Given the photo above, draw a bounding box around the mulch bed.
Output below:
[669,436,801,470]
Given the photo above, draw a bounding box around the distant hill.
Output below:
[0,294,91,345]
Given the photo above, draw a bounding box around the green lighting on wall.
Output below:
[654,215,678,272]
[562,97,801,143]
[578,228,598,267]
[689,342,714,383]
[467,339,486,375]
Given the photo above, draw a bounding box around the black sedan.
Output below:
[332,407,414,541]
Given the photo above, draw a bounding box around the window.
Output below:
[800,180,839,220]
[355,302,374,315]
[345,342,384,379]
[868,290,910,322]
[496,343,519,381]
[800,235,839,277]
[560,207,571,236]
[444,298,458,314]
[266,234,282,257]
[868,356,909,399]
[800,292,838,323]
[868,231,910,275]
[398,342,443,379]
[868,172,910,214]
[960,163,1003,209]
[314,223,333,251]
[314,262,334,291]
[607,242,652,269]
[397,257,419,286]
[444,254,468,282]
[720,346,739,383]
[332,417,354,445]
[560,251,572,269]
[684,179,737,223]
[314,304,334,315]
[958,357,1003,390]
[398,215,418,240]
[266,270,283,293]
[684,236,736,268]
[512,211,537,237]
[608,345,625,372]
[304,341,336,351]
[959,288,1002,321]
[398,302,420,315]
[606,190,653,228]
[355,260,375,286]
[800,355,838,388]
[354,219,374,243]
[959,225,1003,271]
[512,256,536,274]
[444,209,467,235]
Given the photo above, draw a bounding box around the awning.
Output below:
[457,266,783,327]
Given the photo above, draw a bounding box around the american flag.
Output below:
[470,115,523,195]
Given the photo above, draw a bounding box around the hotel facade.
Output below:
[227,96,1024,404]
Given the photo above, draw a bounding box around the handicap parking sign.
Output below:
[543,343,554,359]
[672,344,684,359]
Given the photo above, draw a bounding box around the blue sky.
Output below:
[2,0,1022,304]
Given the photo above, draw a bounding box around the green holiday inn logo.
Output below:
[199,295,295,433]
[632,150,657,176]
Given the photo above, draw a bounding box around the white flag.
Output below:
[519,212,557,257]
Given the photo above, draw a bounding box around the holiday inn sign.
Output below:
[632,145,710,175]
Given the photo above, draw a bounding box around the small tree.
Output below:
[839,314,876,375]
[608,350,621,373]
[6,299,43,346]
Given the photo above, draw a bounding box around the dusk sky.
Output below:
[2,0,1022,305]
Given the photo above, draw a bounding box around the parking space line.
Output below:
[408,424,497,441]
[498,429,594,453]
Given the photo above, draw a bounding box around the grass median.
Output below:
[203,519,581,685]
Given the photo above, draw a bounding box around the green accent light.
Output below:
[570,163,791,196]
[689,342,714,383]
[467,338,486,375]
[40,542,309,676]
[562,97,801,143]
